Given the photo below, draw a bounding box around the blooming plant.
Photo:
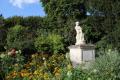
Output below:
[2,53,72,80]
[0,50,24,79]
[1,49,120,80]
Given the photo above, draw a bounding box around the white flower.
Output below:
[66,53,69,59]
[87,77,91,80]
[18,50,22,54]
[17,58,20,62]
[15,51,19,54]
[67,71,72,77]
[0,54,6,58]
[8,52,12,56]
[93,69,97,73]
[108,49,112,52]
[43,57,45,60]
[107,49,112,55]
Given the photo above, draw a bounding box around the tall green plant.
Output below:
[6,25,35,51]
[0,50,24,79]
[89,49,120,80]
[34,33,65,54]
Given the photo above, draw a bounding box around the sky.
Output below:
[0,0,46,18]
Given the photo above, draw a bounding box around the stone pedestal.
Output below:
[68,44,95,68]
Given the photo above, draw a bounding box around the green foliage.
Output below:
[6,25,35,51]
[0,26,7,51]
[48,34,65,54]
[41,0,86,20]
[89,49,120,80]
[5,16,44,30]
[0,15,6,51]
[84,0,120,44]
[21,16,44,30]
[1,49,120,80]
[60,67,89,80]
[34,33,65,54]
[34,34,51,53]
[5,16,23,28]
[0,15,4,27]
[0,50,24,79]
[96,26,120,52]
[40,0,87,46]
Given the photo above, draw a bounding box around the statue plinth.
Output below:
[68,21,95,68]
[68,44,95,68]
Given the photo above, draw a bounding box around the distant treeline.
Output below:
[0,0,120,53]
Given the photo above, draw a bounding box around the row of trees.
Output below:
[40,0,120,50]
[0,0,120,53]
[0,16,68,54]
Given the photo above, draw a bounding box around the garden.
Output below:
[1,0,120,80]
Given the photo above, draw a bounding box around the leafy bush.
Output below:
[34,34,51,53]
[48,34,65,54]
[0,50,24,79]
[96,27,120,52]
[34,33,65,54]
[0,26,7,52]
[89,49,120,80]
[6,25,35,53]
[2,53,70,80]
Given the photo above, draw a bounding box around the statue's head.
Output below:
[75,21,79,26]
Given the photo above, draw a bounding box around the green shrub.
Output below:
[6,25,35,52]
[34,35,51,53]
[34,33,65,54]
[0,50,24,79]
[48,34,65,54]
[96,27,120,52]
[0,26,7,52]
[59,67,90,80]
[89,49,120,80]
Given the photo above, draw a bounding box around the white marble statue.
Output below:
[75,21,85,45]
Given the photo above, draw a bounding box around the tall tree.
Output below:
[40,0,87,45]
[41,0,86,20]
[0,14,4,27]
[0,15,6,51]
[85,0,120,49]
[85,0,120,34]
[5,16,23,28]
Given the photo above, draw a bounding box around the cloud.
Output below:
[9,0,39,8]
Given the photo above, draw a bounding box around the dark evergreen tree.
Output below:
[40,0,87,45]
[85,0,120,50]
[0,15,6,51]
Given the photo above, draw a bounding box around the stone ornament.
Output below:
[75,21,85,45]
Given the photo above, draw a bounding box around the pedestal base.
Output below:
[68,44,95,68]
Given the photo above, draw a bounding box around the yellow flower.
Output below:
[39,72,44,77]
[31,54,36,58]
[53,67,58,73]
[33,70,40,75]
[53,67,61,77]
[29,74,33,79]
[20,69,30,77]
[29,62,34,65]
[67,64,72,71]
[44,73,49,80]
[24,64,30,69]
[55,72,60,77]
[12,71,18,78]
[6,75,10,79]
[14,64,19,67]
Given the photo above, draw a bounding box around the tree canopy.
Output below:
[1,0,120,51]
[85,0,120,49]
